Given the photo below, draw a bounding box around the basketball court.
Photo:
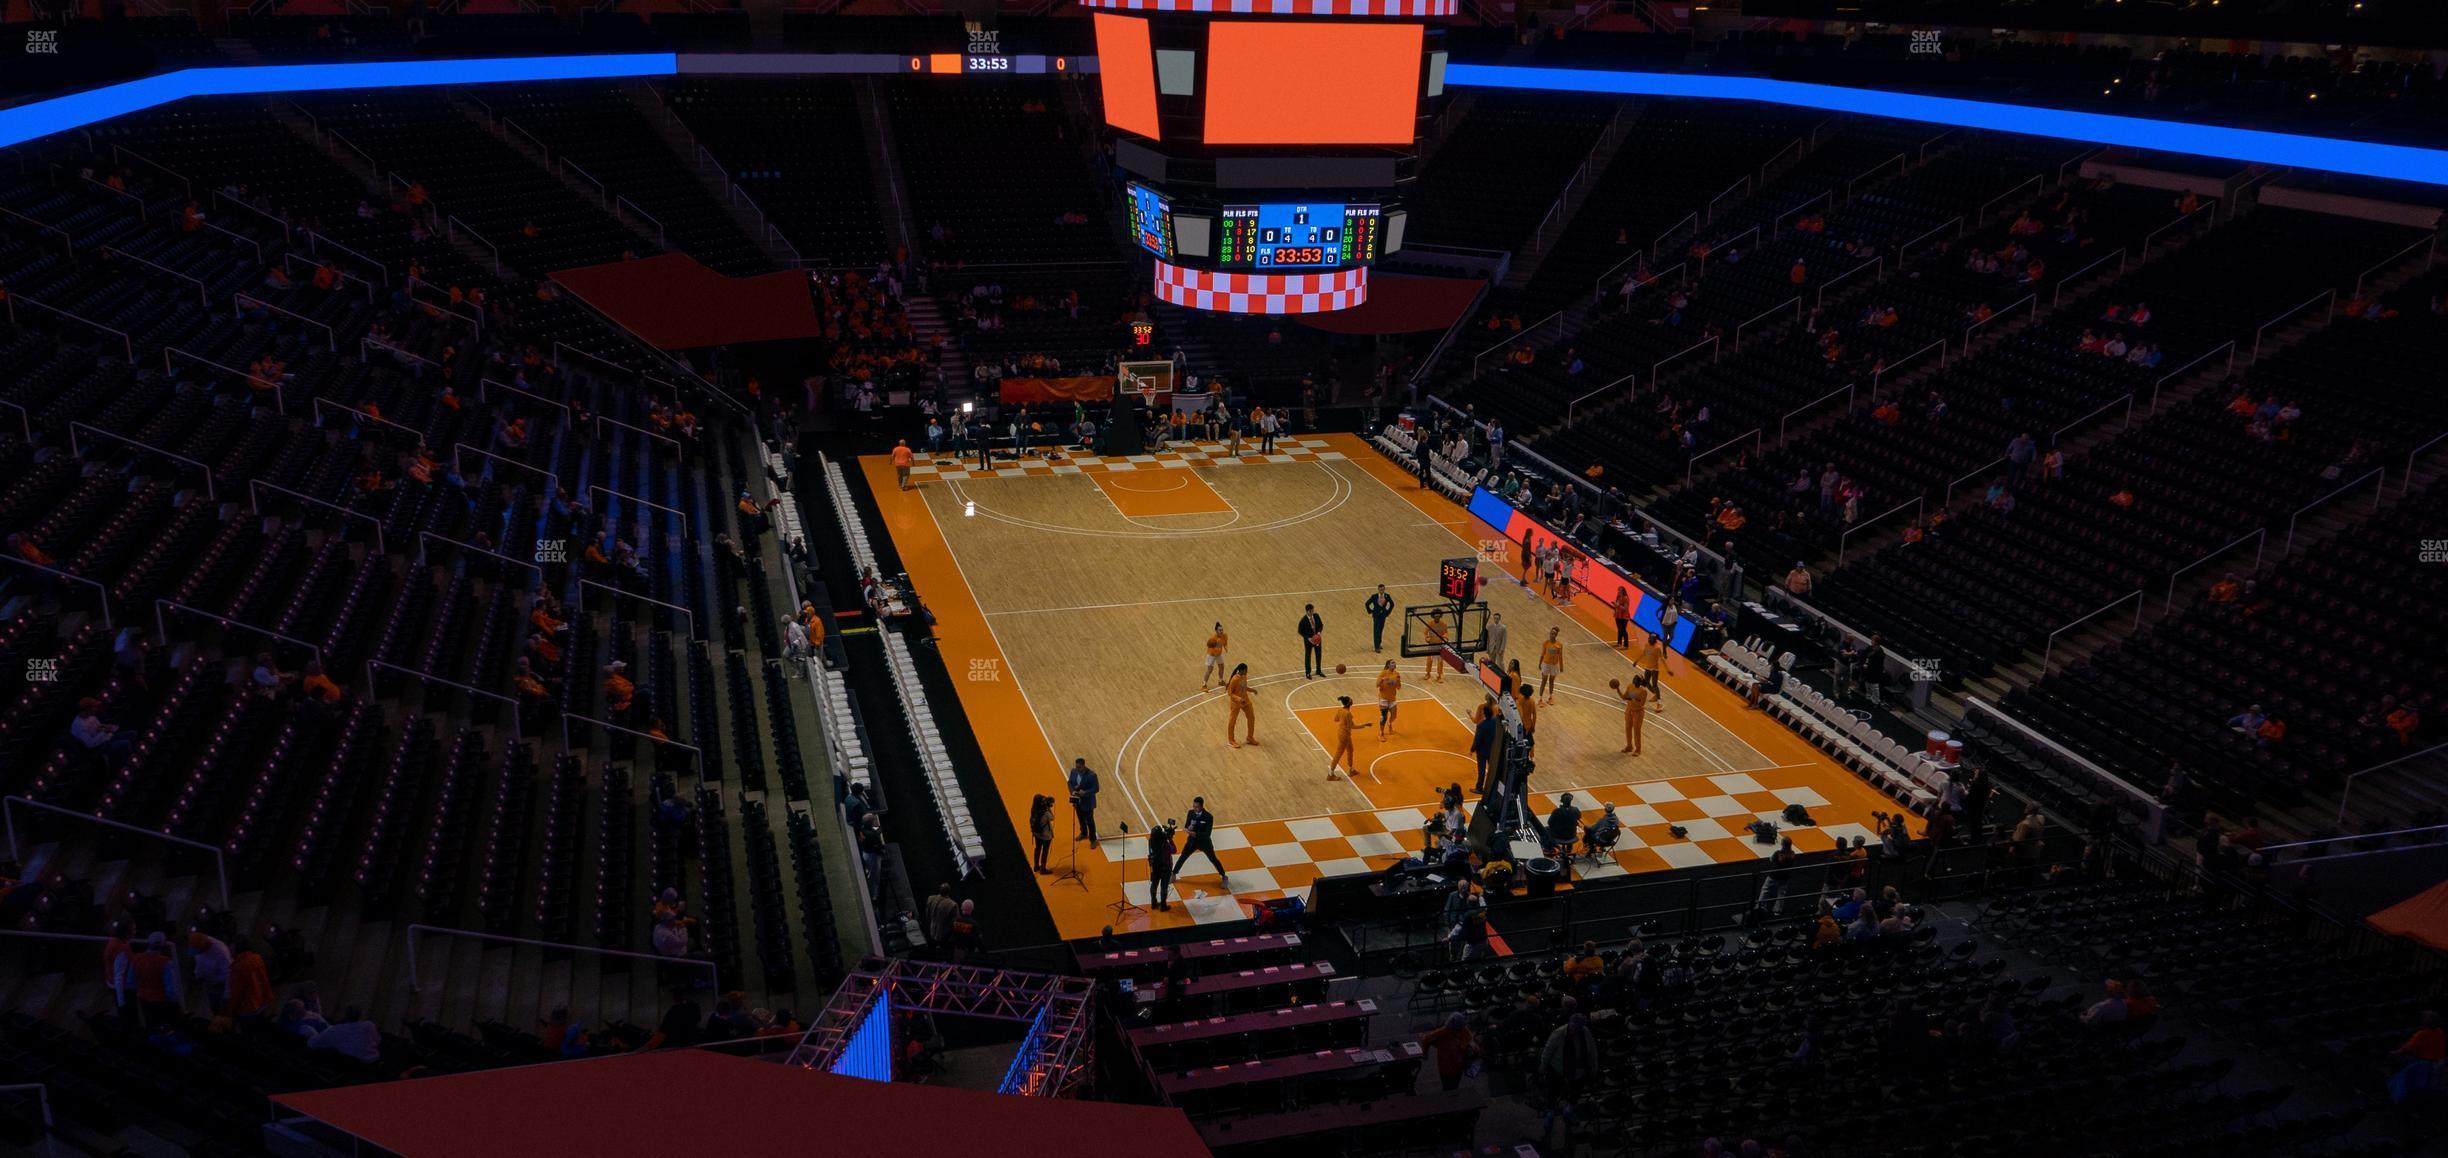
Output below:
[858,431,1897,938]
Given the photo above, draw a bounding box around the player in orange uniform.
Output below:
[1514,681,1539,747]
[1537,627,1565,705]
[1375,660,1402,737]
[1637,631,1670,714]
[1421,610,1450,683]
[1612,677,1649,755]
[1328,696,1355,781]
[1201,623,1229,691]
[1224,663,1258,747]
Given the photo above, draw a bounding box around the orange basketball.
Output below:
[1609,678,1621,689]
[1334,663,1347,675]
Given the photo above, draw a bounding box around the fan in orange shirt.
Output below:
[1537,628,1565,705]
[1223,663,1258,748]
[1375,660,1403,737]
[300,660,343,704]
[1327,696,1355,781]
[602,661,635,714]
[1200,623,1229,691]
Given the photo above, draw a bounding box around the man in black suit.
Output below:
[1065,758,1100,842]
[1364,585,1396,652]
[1171,796,1228,890]
[1471,701,1505,793]
[1297,603,1326,679]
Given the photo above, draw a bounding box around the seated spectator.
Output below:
[1561,940,1605,986]
[71,699,133,763]
[603,661,635,714]
[277,998,330,1040]
[307,1008,383,1064]
[1544,793,1582,849]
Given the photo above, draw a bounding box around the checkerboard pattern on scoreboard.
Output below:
[904,437,1345,482]
[1095,767,1881,925]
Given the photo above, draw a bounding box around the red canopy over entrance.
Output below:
[272,1048,1208,1157]
[2369,879,2448,952]
[549,253,822,350]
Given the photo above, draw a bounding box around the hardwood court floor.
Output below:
[861,433,1898,938]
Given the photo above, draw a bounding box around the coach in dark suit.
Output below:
[1298,604,1326,679]
[1066,758,1100,842]
[1472,703,1505,793]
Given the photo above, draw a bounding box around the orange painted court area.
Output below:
[1089,466,1234,517]
[859,433,1904,938]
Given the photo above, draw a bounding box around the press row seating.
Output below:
[1714,639,1935,811]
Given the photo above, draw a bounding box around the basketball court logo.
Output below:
[968,658,1002,682]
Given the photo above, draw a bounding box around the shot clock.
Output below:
[1439,557,1478,602]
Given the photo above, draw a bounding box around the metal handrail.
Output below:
[7,294,133,362]
[79,174,148,219]
[112,143,190,198]
[2281,467,2383,554]
[1943,456,2006,505]
[153,599,322,665]
[1701,224,1760,266]
[415,531,546,577]
[477,376,569,414]
[4,796,228,908]
[2054,148,2101,190]
[0,555,112,626]
[580,578,698,641]
[100,245,206,305]
[1869,338,1947,400]
[2353,231,2440,298]
[558,710,703,778]
[194,217,263,264]
[1773,190,1832,236]
[67,422,215,501]
[363,661,525,733]
[1846,152,1906,198]
[2402,430,2448,494]
[1777,382,1854,445]
[2039,590,2143,677]
[2049,247,2128,309]
[1757,137,1802,182]
[0,399,26,440]
[2253,288,2337,359]
[1706,174,1752,224]
[2140,200,2216,254]
[452,444,558,491]
[501,117,551,159]
[327,130,379,172]
[1565,371,1636,426]
[593,412,685,461]
[362,336,438,370]
[559,158,608,207]
[232,293,336,351]
[1651,334,1719,386]
[616,195,666,244]
[1961,697,2164,842]
[0,204,73,255]
[1684,427,1760,483]
[1814,255,1883,308]
[280,251,375,304]
[1732,295,1802,352]
[2163,527,2266,614]
[249,479,386,555]
[1470,310,1564,378]
[1962,293,2037,348]
[0,1082,55,1158]
[448,214,501,274]
[404,278,483,334]
[304,229,391,284]
[1647,209,1698,263]
[2335,741,2448,825]
[2049,392,2133,446]
[1974,175,2040,226]
[314,397,425,447]
[407,924,715,993]
[1837,495,1923,565]
[589,484,691,537]
[2149,340,2234,413]
[1595,214,1693,294]
[1897,216,1964,265]
[211,188,290,243]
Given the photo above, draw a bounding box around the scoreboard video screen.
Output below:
[1217,203,1382,270]
[1126,183,1175,261]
